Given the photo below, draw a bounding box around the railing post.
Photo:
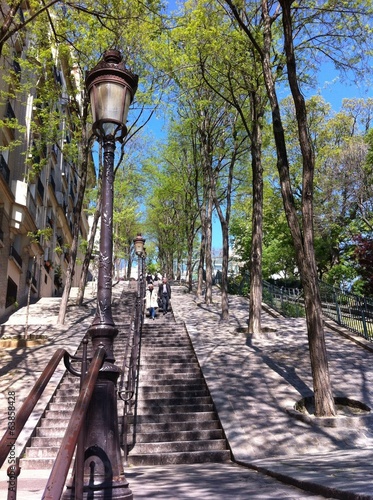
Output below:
[73,335,89,499]
[7,458,20,500]
[334,291,342,324]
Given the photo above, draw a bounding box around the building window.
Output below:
[6,277,18,308]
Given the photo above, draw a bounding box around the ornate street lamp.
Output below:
[133,233,145,257]
[133,233,145,296]
[69,50,137,499]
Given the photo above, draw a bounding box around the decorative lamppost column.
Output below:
[77,49,138,499]
[133,233,145,294]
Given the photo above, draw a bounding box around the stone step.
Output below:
[140,360,199,368]
[127,449,231,466]
[139,366,201,376]
[20,457,72,470]
[136,396,212,406]
[38,419,72,429]
[140,355,197,362]
[36,427,66,438]
[142,337,190,349]
[44,409,74,419]
[127,419,222,433]
[31,436,63,447]
[48,402,76,411]
[24,446,61,458]
[139,370,200,383]
[133,411,217,424]
[130,438,227,455]
[130,428,224,443]
[138,385,208,395]
[139,375,206,384]
[135,403,214,414]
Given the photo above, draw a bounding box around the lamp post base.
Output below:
[64,478,133,500]
[62,358,132,500]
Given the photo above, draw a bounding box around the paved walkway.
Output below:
[0,281,373,499]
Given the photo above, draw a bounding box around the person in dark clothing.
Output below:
[146,273,153,284]
[158,277,171,315]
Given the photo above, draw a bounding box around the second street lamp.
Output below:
[67,49,138,499]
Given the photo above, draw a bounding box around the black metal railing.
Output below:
[319,281,373,340]
[0,153,10,184]
[37,177,44,200]
[262,280,304,318]
[9,245,22,268]
[49,174,56,192]
[230,274,373,341]
[5,100,15,120]
[119,280,145,464]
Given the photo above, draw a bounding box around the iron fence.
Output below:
[319,281,373,340]
[229,275,373,341]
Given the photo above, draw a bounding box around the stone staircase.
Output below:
[18,285,230,470]
[127,315,231,465]
[20,287,136,470]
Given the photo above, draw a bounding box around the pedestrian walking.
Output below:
[158,277,171,315]
[145,283,158,320]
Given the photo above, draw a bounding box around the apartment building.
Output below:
[0,3,93,322]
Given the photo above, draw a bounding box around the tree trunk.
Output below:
[126,242,133,280]
[204,193,213,305]
[76,196,101,306]
[57,129,90,325]
[248,104,264,336]
[220,219,229,321]
[279,0,335,416]
[197,229,205,299]
[187,231,194,292]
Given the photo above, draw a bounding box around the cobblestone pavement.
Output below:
[1,281,373,498]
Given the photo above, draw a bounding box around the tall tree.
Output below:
[225,0,373,415]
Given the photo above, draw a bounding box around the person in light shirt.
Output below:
[158,277,171,315]
[145,283,158,320]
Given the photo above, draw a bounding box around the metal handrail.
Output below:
[118,279,145,463]
[118,310,137,463]
[0,348,67,467]
[42,346,106,500]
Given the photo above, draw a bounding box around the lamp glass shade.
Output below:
[133,234,145,256]
[90,82,132,139]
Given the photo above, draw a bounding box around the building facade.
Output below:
[0,2,92,322]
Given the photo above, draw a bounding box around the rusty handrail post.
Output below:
[0,348,67,467]
[73,335,89,500]
[118,312,135,458]
[7,457,20,500]
[42,346,106,500]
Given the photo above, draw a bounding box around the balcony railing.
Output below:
[27,192,37,220]
[5,100,16,120]
[49,175,56,192]
[9,245,22,268]
[47,216,54,228]
[37,177,44,200]
[13,59,21,74]
[0,154,10,184]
